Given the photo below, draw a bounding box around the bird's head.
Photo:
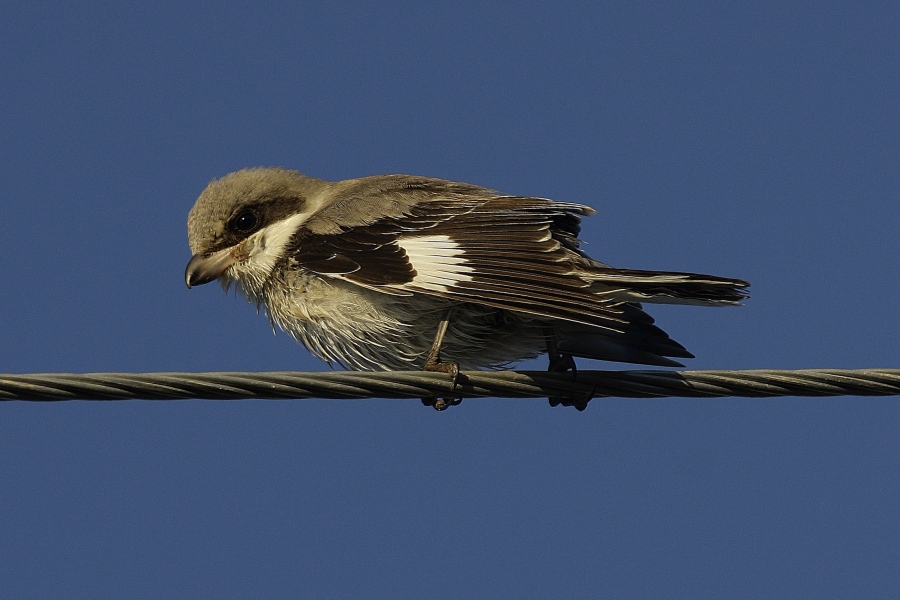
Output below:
[185,168,326,291]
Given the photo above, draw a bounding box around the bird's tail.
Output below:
[585,267,750,306]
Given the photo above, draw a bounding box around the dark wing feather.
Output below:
[295,227,416,286]
[289,182,637,331]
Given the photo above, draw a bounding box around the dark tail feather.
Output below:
[587,268,750,306]
[557,335,687,367]
[554,304,695,367]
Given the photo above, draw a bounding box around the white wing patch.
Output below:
[398,234,474,293]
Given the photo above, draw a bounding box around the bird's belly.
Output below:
[263,275,545,370]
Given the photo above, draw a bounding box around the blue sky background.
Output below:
[1,2,897,598]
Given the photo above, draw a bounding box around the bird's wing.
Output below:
[290,179,637,332]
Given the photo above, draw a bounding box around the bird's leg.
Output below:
[544,327,592,411]
[545,327,577,375]
[421,309,461,411]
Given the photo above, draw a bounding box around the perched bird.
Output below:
[186,168,749,409]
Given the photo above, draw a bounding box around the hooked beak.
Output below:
[185,249,238,288]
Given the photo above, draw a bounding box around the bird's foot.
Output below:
[548,394,592,412]
[421,358,462,411]
[546,352,593,411]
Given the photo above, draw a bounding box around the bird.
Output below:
[185,167,749,409]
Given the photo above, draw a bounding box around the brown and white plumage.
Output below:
[185,167,749,371]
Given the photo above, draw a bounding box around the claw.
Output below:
[422,358,461,410]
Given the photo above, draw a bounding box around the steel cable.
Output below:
[1,369,897,403]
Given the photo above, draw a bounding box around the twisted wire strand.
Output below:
[1,369,898,402]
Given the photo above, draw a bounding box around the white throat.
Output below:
[226,212,309,295]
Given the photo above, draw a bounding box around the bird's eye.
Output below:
[232,212,259,232]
